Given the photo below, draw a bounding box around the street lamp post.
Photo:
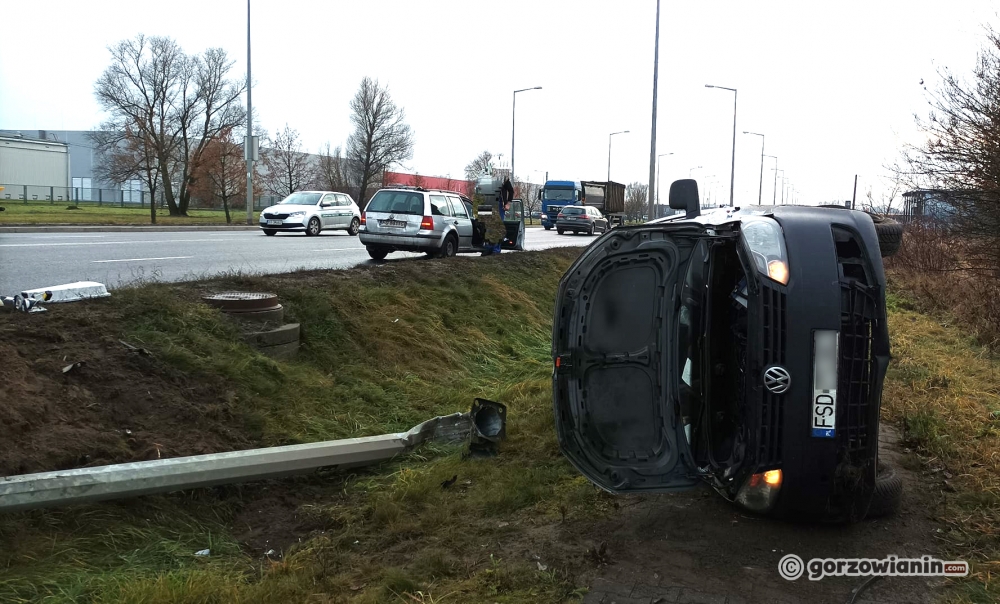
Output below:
[656,152,673,211]
[743,131,764,205]
[689,165,703,177]
[245,0,254,225]
[764,155,777,204]
[511,86,542,183]
[607,130,629,183]
[705,84,737,206]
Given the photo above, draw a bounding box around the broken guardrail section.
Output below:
[0,399,506,513]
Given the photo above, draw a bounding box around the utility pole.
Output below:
[511,86,542,184]
[744,131,764,205]
[705,84,737,206]
[852,174,858,210]
[765,155,777,204]
[647,0,660,221]
[244,0,254,225]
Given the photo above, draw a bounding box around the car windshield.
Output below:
[545,188,575,201]
[278,192,322,205]
[561,207,584,215]
[365,190,424,214]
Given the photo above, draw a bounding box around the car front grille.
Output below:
[263,212,289,219]
[833,226,879,465]
[758,281,786,467]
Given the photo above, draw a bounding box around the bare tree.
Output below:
[906,25,1000,272]
[625,182,648,223]
[464,150,494,180]
[861,168,904,215]
[91,126,163,223]
[263,124,312,197]
[312,142,352,193]
[346,77,415,205]
[92,35,246,217]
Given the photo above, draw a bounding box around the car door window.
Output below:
[335,194,350,206]
[447,196,469,218]
[320,194,335,206]
[429,195,452,216]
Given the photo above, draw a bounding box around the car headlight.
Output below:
[740,218,789,285]
[288,211,305,217]
[735,469,782,512]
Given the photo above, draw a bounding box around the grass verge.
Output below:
[0,248,618,603]
[882,288,1000,603]
[0,202,259,225]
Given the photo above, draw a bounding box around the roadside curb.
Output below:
[0,225,260,233]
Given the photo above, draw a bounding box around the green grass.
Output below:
[0,201,259,225]
[0,248,614,603]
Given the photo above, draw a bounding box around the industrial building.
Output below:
[0,132,72,202]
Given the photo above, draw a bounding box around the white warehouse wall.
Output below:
[0,136,70,187]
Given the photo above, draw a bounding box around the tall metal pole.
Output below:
[705,84,737,206]
[656,152,672,210]
[511,87,541,184]
[245,0,253,225]
[647,0,660,221]
[744,132,764,205]
[765,155,777,204]
[608,130,628,183]
[852,174,858,209]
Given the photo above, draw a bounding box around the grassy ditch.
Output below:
[882,289,1000,603]
[0,202,258,225]
[0,248,620,603]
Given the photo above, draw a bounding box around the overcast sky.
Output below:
[1,0,996,205]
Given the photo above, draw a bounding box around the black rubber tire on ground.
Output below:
[588,225,595,236]
[865,462,903,519]
[870,214,903,258]
[557,229,564,235]
[367,246,388,261]
[263,229,276,236]
[544,226,552,231]
[306,217,321,236]
[438,234,457,258]
[347,218,360,236]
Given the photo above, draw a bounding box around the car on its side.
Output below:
[259,191,361,236]
[556,205,609,236]
[359,186,482,260]
[552,178,904,523]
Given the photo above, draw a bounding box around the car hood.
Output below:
[264,204,316,213]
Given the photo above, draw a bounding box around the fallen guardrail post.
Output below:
[0,400,506,513]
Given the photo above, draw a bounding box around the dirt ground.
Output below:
[0,302,254,476]
[569,429,945,604]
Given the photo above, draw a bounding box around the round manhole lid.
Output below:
[203,291,279,312]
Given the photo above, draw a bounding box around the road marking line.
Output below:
[92,256,194,263]
[0,238,226,248]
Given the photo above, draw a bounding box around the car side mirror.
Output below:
[320,202,331,208]
[669,179,701,219]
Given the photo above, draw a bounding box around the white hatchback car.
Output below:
[259,191,362,236]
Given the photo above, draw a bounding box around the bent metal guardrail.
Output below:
[0,400,506,513]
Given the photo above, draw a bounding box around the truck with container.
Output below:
[539,180,626,230]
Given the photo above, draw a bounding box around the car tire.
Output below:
[588,226,595,236]
[865,462,903,518]
[263,229,276,236]
[544,226,552,231]
[438,234,457,258]
[557,229,564,235]
[870,214,903,258]
[306,217,321,236]
[367,246,388,261]
[347,217,360,236]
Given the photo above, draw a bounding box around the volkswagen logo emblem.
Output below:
[763,365,791,394]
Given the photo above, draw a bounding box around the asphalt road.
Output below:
[0,227,592,295]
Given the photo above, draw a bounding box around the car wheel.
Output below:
[306,217,321,236]
[870,214,903,258]
[438,234,457,258]
[865,462,903,518]
[557,229,564,235]
[544,226,552,231]
[347,217,360,236]
[588,226,595,236]
[263,229,276,236]
[367,246,388,261]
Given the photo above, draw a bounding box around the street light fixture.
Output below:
[743,131,764,205]
[511,86,542,183]
[705,84,737,206]
[689,165,703,177]
[608,130,630,183]
[656,152,673,211]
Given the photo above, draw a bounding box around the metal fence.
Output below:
[0,183,282,211]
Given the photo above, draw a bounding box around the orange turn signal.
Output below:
[767,260,789,285]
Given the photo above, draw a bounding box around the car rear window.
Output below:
[562,207,584,215]
[366,191,424,214]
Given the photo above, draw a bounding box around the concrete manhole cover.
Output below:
[202,292,280,312]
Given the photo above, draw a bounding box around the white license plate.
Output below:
[266,219,283,226]
[379,220,407,228]
[811,330,839,438]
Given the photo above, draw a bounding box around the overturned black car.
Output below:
[552,179,903,522]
